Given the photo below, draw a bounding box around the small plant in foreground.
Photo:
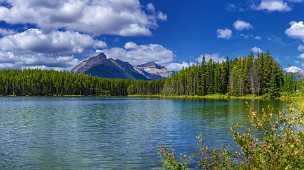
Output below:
[160,101,304,170]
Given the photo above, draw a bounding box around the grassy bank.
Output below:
[1,94,303,100]
[129,94,266,100]
[129,94,304,101]
[279,92,304,101]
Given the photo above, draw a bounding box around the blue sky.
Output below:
[0,0,303,72]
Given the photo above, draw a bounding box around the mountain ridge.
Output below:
[72,53,171,80]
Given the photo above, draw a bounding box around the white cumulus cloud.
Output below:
[233,20,253,31]
[285,21,304,41]
[251,46,263,54]
[0,28,16,36]
[298,44,304,52]
[0,29,107,54]
[158,12,168,21]
[254,0,291,12]
[166,53,226,72]
[284,66,303,73]
[197,53,226,63]
[217,28,232,39]
[103,42,175,66]
[0,0,166,36]
[0,28,107,70]
[124,42,138,49]
[166,62,194,72]
[0,51,80,70]
[285,21,304,67]
[287,0,303,3]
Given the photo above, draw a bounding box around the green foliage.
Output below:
[160,146,189,170]
[162,53,287,98]
[0,69,163,96]
[282,73,304,97]
[160,101,304,169]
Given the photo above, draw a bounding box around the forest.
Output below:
[0,52,302,97]
[0,69,163,96]
[162,52,303,98]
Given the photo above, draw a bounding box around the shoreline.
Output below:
[128,94,264,100]
[0,94,303,101]
[129,94,304,101]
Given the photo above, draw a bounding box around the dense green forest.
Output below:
[0,53,302,97]
[163,52,303,98]
[0,69,163,96]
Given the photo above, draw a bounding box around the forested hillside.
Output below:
[162,52,302,97]
[0,53,302,97]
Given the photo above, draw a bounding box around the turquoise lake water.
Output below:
[0,97,282,170]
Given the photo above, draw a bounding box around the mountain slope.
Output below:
[136,62,172,79]
[72,53,148,80]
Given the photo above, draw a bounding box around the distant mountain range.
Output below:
[284,66,304,80]
[72,53,172,80]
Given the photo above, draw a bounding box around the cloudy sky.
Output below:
[0,0,303,72]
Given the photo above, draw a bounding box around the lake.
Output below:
[0,97,282,170]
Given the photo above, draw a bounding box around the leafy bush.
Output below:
[160,101,304,170]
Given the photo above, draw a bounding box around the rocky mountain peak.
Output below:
[72,53,172,80]
[137,62,163,69]
[72,53,107,73]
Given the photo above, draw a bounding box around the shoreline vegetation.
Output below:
[129,94,304,101]
[2,94,304,102]
[160,100,304,170]
[129,94,265,100]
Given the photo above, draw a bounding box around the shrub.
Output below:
[160,101,304,170]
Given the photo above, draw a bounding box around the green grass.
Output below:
[129,94,265,100]
[130,94,304,101]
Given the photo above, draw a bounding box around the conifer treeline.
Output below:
[0,53,302,97]
[0,69,163,96]
[162,53,302,97]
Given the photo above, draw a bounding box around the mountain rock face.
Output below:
[72,53,147,80]
[72,53,171,80]
[136,62,172,80]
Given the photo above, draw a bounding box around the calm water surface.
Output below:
[0,97,282,170]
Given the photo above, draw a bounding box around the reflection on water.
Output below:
[0,97,283,170]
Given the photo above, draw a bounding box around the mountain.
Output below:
[284,66,304,80]
[72,53,148,80]
[136,62,172,79]
[72,53,172,80]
